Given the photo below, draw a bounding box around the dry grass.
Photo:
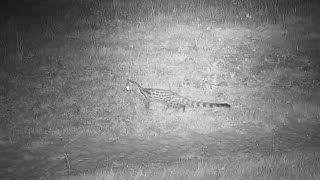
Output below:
[81,0,313,27]
[0,0,317,145]
[57,150,320,180]
[0,0,319,179]
[0,0,318,146]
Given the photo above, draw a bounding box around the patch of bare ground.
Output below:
[0,0,319,179]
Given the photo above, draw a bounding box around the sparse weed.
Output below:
[0,38,7,66]
[41,16,56,40]
[15,31,24,62]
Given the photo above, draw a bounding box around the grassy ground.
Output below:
[0,0,319,179]
[59,149,320,180]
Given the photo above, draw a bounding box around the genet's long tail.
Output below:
[182,98,231,108]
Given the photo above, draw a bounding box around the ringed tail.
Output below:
[181,98,231,108]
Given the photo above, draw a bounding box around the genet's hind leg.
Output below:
[143,99,150,110]
[182,105,186,112]
[175,104,185,112]
[172,103,185,113]
[162,102,176,113]
[163,102,172,112]
[163,105,170,112]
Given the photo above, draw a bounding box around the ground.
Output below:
[0,0,319,179]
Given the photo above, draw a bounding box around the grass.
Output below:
[15,30,24,62]
[0,0,319,179]
[57,150,320,180]
[0,0,317,150]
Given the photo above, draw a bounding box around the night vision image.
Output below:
[0,0,319,179]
